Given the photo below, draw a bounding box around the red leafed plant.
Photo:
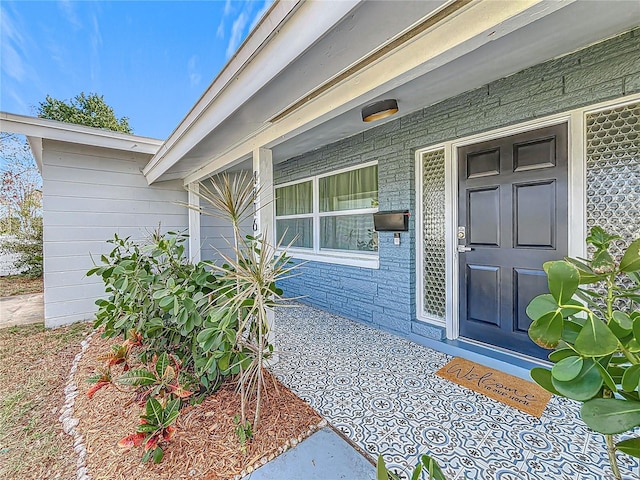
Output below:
[117,398,182,464]
[86,332,194,463]
[118,352,194,406]
[86,367,112,399]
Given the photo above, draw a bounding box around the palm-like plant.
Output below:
[185,172,298,428]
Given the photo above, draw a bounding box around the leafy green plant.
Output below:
[377,454,446,480]
[187,173,298,429]
[233,414,253,454]
[87,230,224,390]
[118,352,194,405]
[118,397,180,464]
[527,226,640,480]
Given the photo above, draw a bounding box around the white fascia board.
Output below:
[25,136,43,172]
[143,0,362,184]
[0,112,163,155]
[182,0,560,185]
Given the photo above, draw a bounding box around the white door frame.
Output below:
[415,93,640,341]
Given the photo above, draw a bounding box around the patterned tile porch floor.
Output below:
[271,304,640,480]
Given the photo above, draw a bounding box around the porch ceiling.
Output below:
[148,0,639,184]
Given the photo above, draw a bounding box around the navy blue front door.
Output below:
[458,124,568,359]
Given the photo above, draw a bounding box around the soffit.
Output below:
[151,0,639,183]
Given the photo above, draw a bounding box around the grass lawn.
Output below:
[0,322,92,479]
[0,275,43,297]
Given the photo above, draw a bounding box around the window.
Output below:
[275,163,379,266]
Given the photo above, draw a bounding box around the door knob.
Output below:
[457,245,473,253]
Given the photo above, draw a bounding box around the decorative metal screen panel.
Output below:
[586,102,640,259]
[422,149,446,320]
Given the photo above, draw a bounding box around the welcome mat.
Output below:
[435,357,551,418]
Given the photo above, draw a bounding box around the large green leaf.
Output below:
[610,311,634,339]
[118,369,156,386]
[561,319,583,344]
[530,367,562,396]
[634,318,640,344]
[552,356,583,382]
[552,358,603,401]
[155,353,170,378]
[526,294,558,321]
[594,360,617,393]
[419,454,446,480]
[153,446,164,464]
[158,295,174,309]
[622,364,640,392]
[591,249,616,275]
[162,398,181,426]
[529,311,563,349]
[574,313,619,357]
[145,397,164,425]
[152,289,169,300]
[547,261,580,305]
[410,464,422,480]
[616,437,640,458]
[548,348,578,363]
[581,398,640,434]
[376,455,389,480]
[620,238,640,273]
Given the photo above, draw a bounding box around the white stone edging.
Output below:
[60,329,327,480]
[59,330,95,480]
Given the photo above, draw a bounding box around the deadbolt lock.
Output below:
[457,226,466,239]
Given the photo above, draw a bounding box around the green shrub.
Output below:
[527,226,640,480]
[0,217,43,277]
[87,230,235,392]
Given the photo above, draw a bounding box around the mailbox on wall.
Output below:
[373,210,409,232]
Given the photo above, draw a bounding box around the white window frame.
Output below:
[275,161,379,269]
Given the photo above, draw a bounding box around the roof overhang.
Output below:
[144,0,639,185]
[0,112,163,172]
[143,0,362,183]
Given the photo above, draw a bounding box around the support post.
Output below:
[188,183,201,263]
[252,147,274,245]
[252,147,277,362]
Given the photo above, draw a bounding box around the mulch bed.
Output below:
[74,333,322,480]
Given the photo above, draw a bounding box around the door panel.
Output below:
[458,123,568,360]
[513,268,549,333]
[468,187,500,246]
[514,181,556,248]
[513,137,557,171]
[467,265,500,325]
[467,148,500,178]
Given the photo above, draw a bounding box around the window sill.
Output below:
[281,249,379,269]
[415,314,446,328]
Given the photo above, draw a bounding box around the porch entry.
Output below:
[457,124,568,360]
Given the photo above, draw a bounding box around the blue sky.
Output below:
[1,0,272,139]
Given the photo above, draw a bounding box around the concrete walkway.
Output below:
[0,293,44,328]
[242,428,376,480]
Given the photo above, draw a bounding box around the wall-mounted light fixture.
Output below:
[361,99,399,122]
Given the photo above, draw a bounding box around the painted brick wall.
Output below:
[275,28,640,339]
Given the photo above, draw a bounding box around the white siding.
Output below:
[41,140,188,327]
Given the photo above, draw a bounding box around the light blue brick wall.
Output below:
[275,28,640,340]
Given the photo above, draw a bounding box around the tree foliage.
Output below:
[0,133,42,234]
[0,133,43,275]
[37,92,132,133]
